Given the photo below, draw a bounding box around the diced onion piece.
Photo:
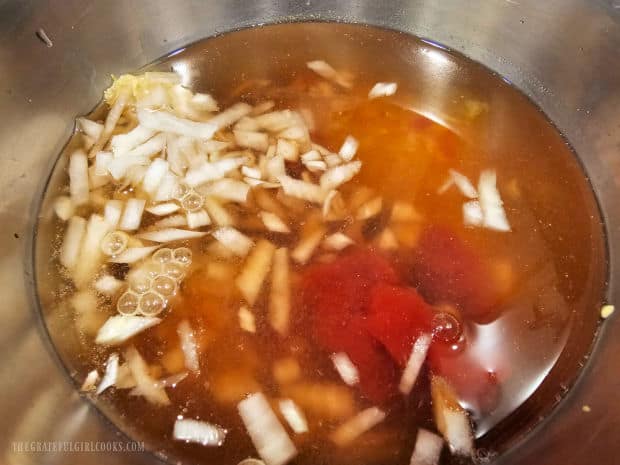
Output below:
[391,201,421,222]
[269,248,291,335]
[200,178,250,203]
[306,60,352,89]
[173,418,227,446]
[146,202,180,216]
[89,165,111,189]
[323,233,354,251]
[95,151,113,175]
[356,197,383,220]
[330,407,386,446]
[254,110,298,132]
[430,376,474,456]
[320,161,362,191]
[236,240,276,306]
[109,245,159,263]
[234,130,269,152]
[601,304,615,319]
[94,274,124,295]
[278,125,308,143]
[242,166,262,179]
[399,333,431,395]
[331,352,359,386]
[212,226,254,256]
[238,392,298,465]
[74,214,110,287]
[263,152,285,182]
[69,150,90,206]
[260,211,290,233]
[107,155,150,180]
[177,320,200,373]
[154,172,181,202]
[142,158,169,196]
[77,117,104,140]
[208,102,253,130]
[137,228,207,243]
[204,197,234,226]
[53,196,74,221]
[291,226,326,265]
[368,82,398,99]
[152,214,187,229]
[478,170,511,232]
[239,305,256,333]
[279,399,309,434]
[80,369,99,392]
[124,345,170,405]
[138,108,217,139]
[324,153,342,167]
[122,132,166,159]
[96,315,161,345]
[235,116,260,132]
[451,170,478,199]
[96,352,119,394]
[301,150,321,163]
[185,156,247,187]
[462,200,484,227]
[376,227,399,251]
[186,209,212,229]
[119,198,146,231]
[251,100,275,116]
[110,125,156,154]
[410,429,444,465]
[60,216,86,269]
[278,175,325,204]
[305,160,327,172]
[89,89,128,157]
[276,139,299,162]
[338,136,359,162]
[192,92,219,112]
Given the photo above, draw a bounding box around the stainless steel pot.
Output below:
[1,1,619,464]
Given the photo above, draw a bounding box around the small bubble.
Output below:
[181,192,204,212]
[129,272,151,294]
[173,247,193,266]
[101,231,129,256]
[152,275,177,297]
[173,182,190,200]
[432,312,462,344]
[164,262,185,280]
[152,248,173,264]
[138,291,165,316]
[117,291,139,315]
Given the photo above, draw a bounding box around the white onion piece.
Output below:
[108,245,159,263]
[251,100,275,116]
[239,305,256,333]
[192,92,219,111]
[462,200,484,227]
[301,149,321,163]
[331,407,386,446]
[95,315,161,345]
[60,216,86,270]
[279,399,309,434]
[74,214,110,287]
[186,209,212,229]
[185,156,247,187]
[89,89,128,157]
[204,197,234,226]
[173,418,227,446]
[166,135,188,176]
[142,158,169,195]
[410,429,444,465]
[431,376,474,456]
[356,197,383,220]
[152,214,187,229]
[77,117,104,140]
[96,352,119,394]
[236,240,276,306]
[95,151,113,175]
[138,108,217,139]
[438,170,478,199]
[338,136,359,162]
[69,150,90,206]
[306,60,352,89]
[478,170,511,232]
[242,166,262,179]
[124,345,170,405]
[331,352,359,386]
[276,138,299,162]
[53,196,74,221]
[234,130,269,152]
[260,211,290,233]
[200,139,231,154]
[324,153,342,168]
[399,333,431,395]
[154,172,180,202]
[254,110,297,132]
[89,165,110,189]
[107,155,150,180]
[269,248,291,335]
[80,369,99,392]
[146,202,180,216]
[291,226,325,265]
[391,201,420,222]
[110,125,156,154]
[119,198,146,231]
[323,233,354,251]
[245,177,280,188]
[376,227,399,251]
[137,228,207,243]
[207,102,253,130]
[238,392,298,465]
[320,161,362,191]
[212,226,254,256]
[122,133,166,159]
[278,175,325,204]
[278,125,308,143]
[235,116,260,131]
[304,160,327,172]
[199,178,250,203]
[177,320,200,373]
[368,82,398,99]
[94,274,124,296]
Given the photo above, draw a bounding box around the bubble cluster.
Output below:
[116,247,192,316]
[172,181,204,213]
[100,231,129,256]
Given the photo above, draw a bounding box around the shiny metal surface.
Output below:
[0,1,619,464]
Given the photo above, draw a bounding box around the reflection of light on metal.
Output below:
[412,108,454,131]
[168,47,186,58]
[420,38,450,51]
[171,61,193,86]
[420,47,453,68]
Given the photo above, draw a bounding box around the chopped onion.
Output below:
[301,149,321,163]
[278,175,325,204]
[96,352,119,394]
[438,170,478,198]
[94,274,124,295]
[276,138,299,162]
[186,209,212,229]
[147,202,180,216]
[478,170,511,232]
[269,248,291,335]
[330,407,386,446]
[259,211,290,233]
[238,392,298,465]
[185,156,247,187]
[199,178,250,203]
[60,216,86,269]
[208,102,253,130]
[320,161,362,191]
[254,110,298,132]
[110,125,156,154]
[89,165,110,189]
[73,214,111,287]
[251,100,275,116]
[242,165,262,179]
[108,245,159,263]
[306,60,352,89]
[77,117,104,140]
[212,226,254,256]
[137,228,207,243]
[177,320,200,373]
[173,418,227,446]
[323,233,354,251]
[122,132,167,159]
[142,158,169,195]
[291,226,325,264]
[431,376,474,456]
[204,196,234,226]
[154,172,181,202]
[234,130,269,152]
[278,125,308,143]
[69,150,90,206]
[239,305,256,333]
[410,429,444,465]
[80,369,99,392]
[368,82,398,99]
[338,136,359,162]
[304,160,327,172]
[53,195,75,221]
[391,201,421,222]
[376,227,399,250]
[356,197,383,220]
[331,352,359,386]
[107,155,150,180]
[124,345,170,405]
[138,107,217,139]
[322,190,346,220]
[95,315,161,345]
[399,333,431,395]
[235,116,260,131]
[236,240,276,306]
[119,198,146,231]
[462,200,484,227]
[89,89,128,157]
[279,399,309,434]
[95,151,113,175]
[152,214,187,229]
[324,153,343,167]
